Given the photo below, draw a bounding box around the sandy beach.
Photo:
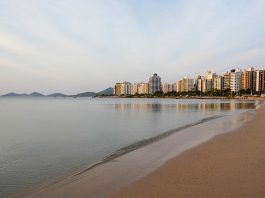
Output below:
[112,106,265,198]
[15,105,264,198]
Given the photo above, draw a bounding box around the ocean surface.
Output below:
[0,98,256,197]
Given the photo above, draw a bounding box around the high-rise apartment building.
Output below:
[131,83,139,95]
[214,75,224,90]
[121,81,132,95]
[206,71,216,81]
[206,80,212,92]
[172,83,176,92]
[230,69,242,93]
[256,70,265,93]
[138,82,149,94]
[114,83,122,96]
[181,77,194,92]
[196,77,203,92]
[162,83,173,93]
[205,71,216,91]
[241,67,255,91]
[148,73,162,94]
[223,72,231,90]
[197,77,206,92]
[197,77,202,92]
[194,75,201,91]
[176,80,182,92]
[202,78,207,93]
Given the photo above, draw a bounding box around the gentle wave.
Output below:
[74,114,224,176]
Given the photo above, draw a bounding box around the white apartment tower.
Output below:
[131,83,138,95]
[121,81,132,95]
[230,69,242,93]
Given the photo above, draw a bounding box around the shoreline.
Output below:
[112,105,265,198]
[13,105,259,198]
[95,96,265,100]
[74,114,224,177]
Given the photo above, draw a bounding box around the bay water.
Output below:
[0,98,255,197]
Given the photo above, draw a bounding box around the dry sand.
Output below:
[111,106,265,198]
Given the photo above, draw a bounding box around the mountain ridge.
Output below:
[1,88,113,98]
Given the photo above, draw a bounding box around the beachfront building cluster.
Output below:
[114,73,162,96]
[193,68,265,95]
[114,67,265,96]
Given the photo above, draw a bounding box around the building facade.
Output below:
[114,83,122,96]
[241,67,255,91]
[194,75,201,91]
[205,71,216,91]
[121,81,132,95]
[197,78,202,92]
[230,69,242,93]
[213,75,224,90]
[131,83,139,95]
[256,70,265,93]
[148,73,162,94]
[172,83,176,92]
[176,80,182,92]
[138,82,149,94]
[181,77,194,92]
[162,83,173,93]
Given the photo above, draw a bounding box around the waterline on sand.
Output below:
[17,108,256,198]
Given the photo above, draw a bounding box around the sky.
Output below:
[0,0,265,94]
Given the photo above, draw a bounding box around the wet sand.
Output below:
[112,106,265,198]
[15,106,263,198]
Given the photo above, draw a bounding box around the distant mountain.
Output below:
[2,92,45,97]
[71,92,97,98]
[47,93,68,97]
[29,92,45,97]
[2,92,28,97]
[97,87,114,96]
[2,88,114,98]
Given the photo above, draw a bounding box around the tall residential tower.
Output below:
[148,73,162,94]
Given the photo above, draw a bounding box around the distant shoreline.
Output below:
[96,95,265,101]
[2,95,265,101]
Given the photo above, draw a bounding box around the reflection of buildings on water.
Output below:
[113,101,255,112]
[114,103,163,113]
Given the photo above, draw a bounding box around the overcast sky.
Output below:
[0,0,265,94]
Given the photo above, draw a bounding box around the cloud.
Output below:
[0,0,264,94]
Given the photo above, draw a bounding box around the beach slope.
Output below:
[112,107,265,198]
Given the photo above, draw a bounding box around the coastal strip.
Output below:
[15,107,256,198]
[112,106,265,198]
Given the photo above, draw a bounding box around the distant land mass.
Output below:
[1,88,114,98]
[2,92,28,97]
[47,93,67,97]
[30,92,45,97]
[2,92,44,97]
[96,87,114,95]
[71,92,97,98]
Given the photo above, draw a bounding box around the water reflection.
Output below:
[113,101,255,112]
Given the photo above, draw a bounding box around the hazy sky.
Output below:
[0,0,265,94]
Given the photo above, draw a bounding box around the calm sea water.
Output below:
[0,98,255,197]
